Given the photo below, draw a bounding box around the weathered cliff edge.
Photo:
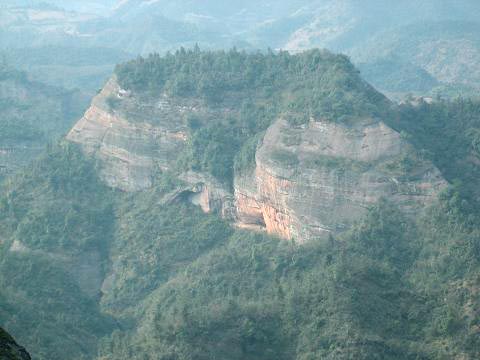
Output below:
[67,77,233,215]
[235,118,446,242]
[68,77,447,242]
[67,77,187,191]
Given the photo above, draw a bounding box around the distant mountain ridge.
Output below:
[1,0,479,96]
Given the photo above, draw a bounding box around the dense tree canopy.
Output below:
[1,49,480,360]
[115,49,390,186]
[116,48,389,122]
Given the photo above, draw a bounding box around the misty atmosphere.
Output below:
[0,1,479,359]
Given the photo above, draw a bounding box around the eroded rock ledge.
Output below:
[67,78,188,192]
[68,78,447,243]
[234,118,447,242]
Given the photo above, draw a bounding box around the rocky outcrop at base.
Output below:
[0,327,31,360]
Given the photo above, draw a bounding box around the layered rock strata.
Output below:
[234,118,447,242]
[67,77,188,191]
[68,78,447,243]
[67,77,233,212]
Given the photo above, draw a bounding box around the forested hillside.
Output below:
[0,50,479,359]
[0,62,89,181]
[112,49,388,187]
[354,21,480,98]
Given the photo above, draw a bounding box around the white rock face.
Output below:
[67,77,188,191]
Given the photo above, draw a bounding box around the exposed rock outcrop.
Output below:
[68,78,447,243]
[0,327,31,360]
[67,77,188,191]
[177,171,235,219]
[67,77,234,212]
[234,117,447,242]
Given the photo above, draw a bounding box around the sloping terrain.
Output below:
[107,0,480,95]
[68,49,445,241]
[1,50,479,360]
[2,0,480,97]
[0,3,132,93]
[0,327,30,360]
[353,21,480,97]
[0,63,89,181]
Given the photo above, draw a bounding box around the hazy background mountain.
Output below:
[0,61,90,181]
[1,0,479,97]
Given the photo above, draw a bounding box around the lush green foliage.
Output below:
[391,98,480,196]
[1,52,480,360]
[0,131,479,360]
[116,49,389,186]
[0,327,30,360]
[0,64,42,141]
[116,48,388,122]
[0,62,83,140]
[179,121,245,186]
[358,58,439,93]
[0,143,116,360]
[0,142,114,252]
[0,61,88,182]
[96,194,480,360]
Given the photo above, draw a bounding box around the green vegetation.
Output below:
[116,49,388,186]
[0,62,85,141]
[178,121,245,186]
[270,149,299,167]
[352,21,480,98]
[358,58,439,93]
[0,61,88,179]
[1,50,480,360]
[101,191,233,314]
[304,154,370,173]
[391,98,480,195]
[2,46,132,93]
[0,64,43,141]
[0,143,116,360]
[97,194,480,360]
[0,142,114,253]
[1,135,479,360]
[234,131,265,174]
[116,48,388,122]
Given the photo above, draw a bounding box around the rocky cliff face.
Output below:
[68,75,447,243]
[0,328,31,360]
[67,76,233,211]
[67,77,188,191]
[234,118,446,241]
